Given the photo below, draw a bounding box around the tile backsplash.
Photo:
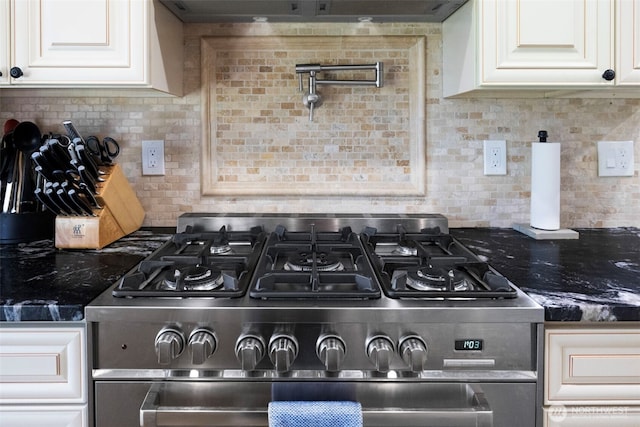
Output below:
[1,23,638,228]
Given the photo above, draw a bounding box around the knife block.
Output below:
[55,164,145,249]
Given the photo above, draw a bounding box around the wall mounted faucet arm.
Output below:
[294,61,384,121]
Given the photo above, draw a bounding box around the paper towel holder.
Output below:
[513,130,579,240]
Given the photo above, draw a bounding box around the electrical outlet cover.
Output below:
[142,140,166,176]
[483,140,507,175]
[597,141,634,177]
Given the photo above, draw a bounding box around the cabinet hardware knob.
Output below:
[10,67,23,78]
[602,69,616,81]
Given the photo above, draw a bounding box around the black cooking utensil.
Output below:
[2,152,17,213]
[12,121,42,213]
[1,119,20,213]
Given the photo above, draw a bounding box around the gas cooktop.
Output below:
[111,214,519,301]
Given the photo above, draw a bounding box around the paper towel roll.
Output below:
[530,142,560,230]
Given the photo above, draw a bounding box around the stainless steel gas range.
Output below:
[86,213,544,427]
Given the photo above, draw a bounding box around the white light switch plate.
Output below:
[597,141,634,177]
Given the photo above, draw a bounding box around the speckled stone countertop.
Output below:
[1,227,638,322]
[0,230,172,322]
[451,228,640,322]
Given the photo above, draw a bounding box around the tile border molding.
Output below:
[201,35,426,196]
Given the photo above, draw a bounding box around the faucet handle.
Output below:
[302,92,322,122]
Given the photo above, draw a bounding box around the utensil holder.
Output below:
[55,164,145,249]
[0,211,55,244]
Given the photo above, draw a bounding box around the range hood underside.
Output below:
[159,0,468,23]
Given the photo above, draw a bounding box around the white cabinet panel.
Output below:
[443,0,640,97]
[0,326,86,404]
[545,328,640,405]
[0,405,87,427]
[483,0,613,85]
[617,0,640,84]
[12,0,144,84]
[544,406,640,427]
[3,0,183,94]
[0,0,8,85]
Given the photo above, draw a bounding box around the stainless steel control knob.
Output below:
[154,328,185,365]
[399,335,428,372]
[316,334,346,372]
[366,336,395,373]
[188,328,217,365]
[235,335,266,371]
[269,334,298,373]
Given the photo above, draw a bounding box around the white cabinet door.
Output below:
[545,327,640,405]
[544,406,640,427]
[0,326,86,404]
[482,0,614,86]
[0,405,87,427]
[0,0,8,85]
[617,0,640,85]
[11,0,146,85]
[442,0,634,97]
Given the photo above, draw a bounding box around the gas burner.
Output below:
[284,252,345,272]
[405,266,472,292]
[210,243,232,255]
[162,265,225,291]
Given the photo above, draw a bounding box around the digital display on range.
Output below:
[455,339,483,351]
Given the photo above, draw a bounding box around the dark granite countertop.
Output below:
[451,228,640,322]
[0,230,172,322]
[1,227,638,323]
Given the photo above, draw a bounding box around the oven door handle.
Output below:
[140,383,267,426]
[364,385,493,427]
[140,383,493,427]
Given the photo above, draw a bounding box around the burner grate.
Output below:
[361,227,517,299]
[112,227,268,298]
[249,225,381,299]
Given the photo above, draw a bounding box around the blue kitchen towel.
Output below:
[268,400,363,427]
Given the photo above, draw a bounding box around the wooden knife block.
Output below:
[55,164,145,249]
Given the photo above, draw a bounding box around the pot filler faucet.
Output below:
[295,62,383,121]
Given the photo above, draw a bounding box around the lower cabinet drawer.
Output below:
[0,326,86,403]
[544,405,640,427]
[0,404,87,427]
[545,327,640,404]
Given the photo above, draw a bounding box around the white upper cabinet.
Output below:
[0,0,8,85]
[3,0,183,95]
[617,0,640,85]
[443,0,640,97]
